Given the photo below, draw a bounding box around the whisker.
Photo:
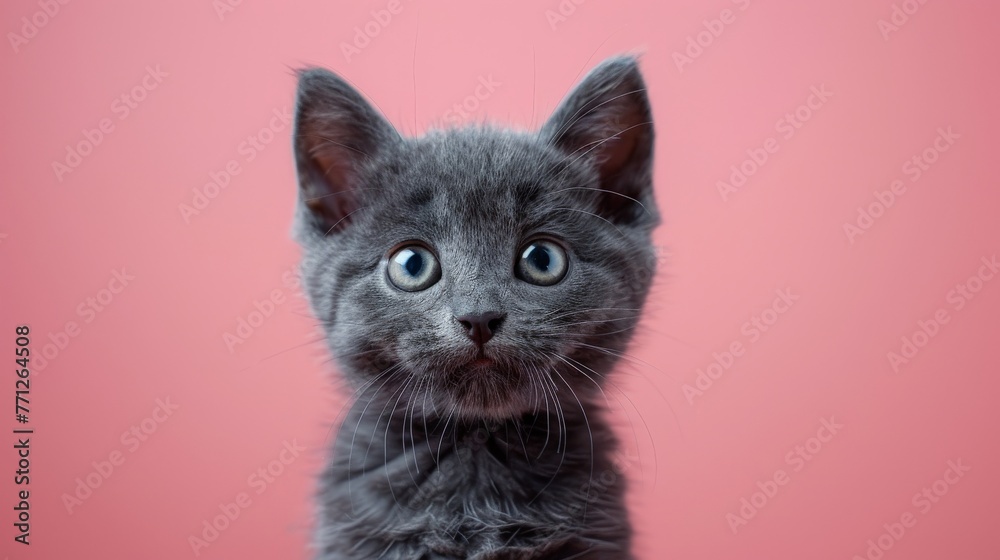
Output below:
[550,88,647,146]
[551,185,650,217]
[550,206,628,240]
[344,364,405,515]
[527,362,570,505]
[563,354,658,485]
[382,373,416,510]
[305,133,373,160]
[235,334,327,373]
[551,363,595,520]
[324,206,366,237]
[435,401,458,465]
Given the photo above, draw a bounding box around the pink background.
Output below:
[2,0,999,558]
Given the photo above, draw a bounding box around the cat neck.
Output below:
[334,394,615,481]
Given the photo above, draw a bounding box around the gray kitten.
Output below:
[292,55,659,559]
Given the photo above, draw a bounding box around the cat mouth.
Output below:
[468,357,495,367]
[445,363,530,421]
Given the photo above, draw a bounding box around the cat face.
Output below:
[292,57,659,421]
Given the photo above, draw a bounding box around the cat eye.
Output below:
[516,240,568,286]
[387,244,441,291]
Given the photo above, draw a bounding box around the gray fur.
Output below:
[291,55,659,559]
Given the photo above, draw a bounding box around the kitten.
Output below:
[292,55,659,559]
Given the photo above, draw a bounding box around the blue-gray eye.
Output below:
[387,245,441,291]
[516,240,568,286]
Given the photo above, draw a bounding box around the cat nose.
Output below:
[455,312,505,347]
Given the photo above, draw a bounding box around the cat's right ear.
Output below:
[293,68,397,234]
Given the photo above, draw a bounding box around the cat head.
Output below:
[292,56,659,421]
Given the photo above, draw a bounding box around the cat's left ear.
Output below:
[541,56,656,226]
[293,68,398,234]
